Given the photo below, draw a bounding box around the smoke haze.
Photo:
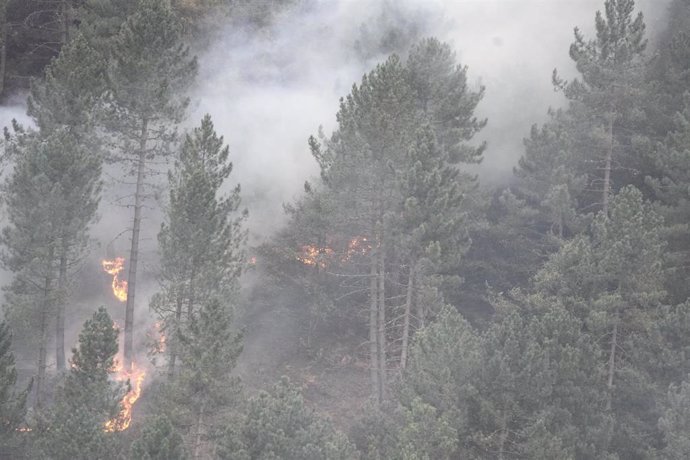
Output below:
[189,0,672,241]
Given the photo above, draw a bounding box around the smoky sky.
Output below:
[0,0,674,250]
[190,0,672,242]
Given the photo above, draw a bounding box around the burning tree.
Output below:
[304,38,484,404]
[106,0,197,368]
[33,307,124,459]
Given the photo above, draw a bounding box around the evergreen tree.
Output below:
[535,186,666,457]
[130,414,187,460]
[106,0,197,367]
[167,298,243,458]
[152,114,247,377]
[33,307,123,460]
[0,320,30,438]
[1,129,100,402]
[395,124,472,368]
[218,377,357,460]
[553,0,648,214]
[307,37,485,403]
[647,94,690,303]
[658,377,690,459]
[17,32,105,373]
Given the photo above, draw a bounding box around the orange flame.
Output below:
[102,258,128,302]
[104,361,146,432]
[297,237,371,268]
[297,245,334,268]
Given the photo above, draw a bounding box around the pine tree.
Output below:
[27,32,106,138]
[18,32,105,373]
[405,37,486,164]
[169,298,243,458]
[308,38,485,403]
[218,377,356,460]
[535,185,666,457]
[395,124,471,369]
[106,0,197,367]
[658,377,690,459]
[553,0,648,215]
[33,307,123,460]
[647,94,690,303]
[1,129,99,403]
[152,114,246,377]
[0,320,30,439]
[130,414,187,460]
[310,53,416,403]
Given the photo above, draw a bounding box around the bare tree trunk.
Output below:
[602,114,614,215]
[60,0,70,45]
[124,118,148,368]
[36,251,55,408]
[369,251,379,403]
[400,263,414,370]
[377,245,386,402]
[55,245,68,372]
[167,292,183,379]
[606,309,619,411]
[498,411,509,460]
[193,400,206,460]
[187,268,196,319]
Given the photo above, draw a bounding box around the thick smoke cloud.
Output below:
[191,0,672,240]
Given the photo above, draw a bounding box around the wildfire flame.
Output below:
[104,361,146,432]
[297,245,335,268]
[297,236,371,268]
[102,257,128,302]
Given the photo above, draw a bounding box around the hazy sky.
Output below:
[190,0,671,240]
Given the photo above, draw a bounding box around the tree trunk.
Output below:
[55,244,68,372]
[606,308,619,411]
[60,0,70,45]
[193,400,206,460]
[498,411,509,460]
[187,268,196,319]
[400,263,414,370]
[377,244,386,402]
[369,251,379,403]
[124,118,148,368]
[167,291,183,379]
[36,252,55,407]
[602,114,614,215]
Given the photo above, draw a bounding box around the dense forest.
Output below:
[2,0,690,458]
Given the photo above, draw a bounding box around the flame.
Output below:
[344,236,371,261]
[297,245,334,268]
[102,258,128,302]
[297,237,371,268]
[104,361,146,432]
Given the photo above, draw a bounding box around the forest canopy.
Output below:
[1,0,690,459]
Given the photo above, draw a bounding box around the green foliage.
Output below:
[130,414,187,460]
[27,32,107,137]
[107,0,197,131]
[32,307,123,460]
[152,114,247,347]
[218,377,357,460]
[658,377,690,459]
[0,320,29,437]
